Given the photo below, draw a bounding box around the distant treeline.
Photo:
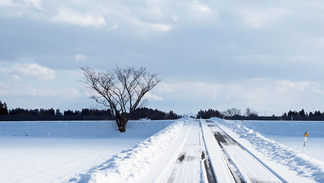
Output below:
[0,100,181,121]
[130,108,180,120]
[6,108,112,117]
[196,108,324,121]
[3,100,324,121]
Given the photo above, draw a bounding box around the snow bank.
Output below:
[0,120,173,138]
[214,118,324,182]
[70,119,190,183]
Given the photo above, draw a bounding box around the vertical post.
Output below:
[302,131,309,154]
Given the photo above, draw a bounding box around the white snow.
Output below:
[1,118,324,182]
[240,120,324,162]
[71,120,190,183]
[0,120,174,183]
[200,119,235,183]
[212,118,324,183]
[208,123,283,183]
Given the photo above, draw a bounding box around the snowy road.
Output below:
[1,120,322,182]
[162,119,286,183]
[166,120,205,182]
[66,119,321,182]
[207,120,285,183]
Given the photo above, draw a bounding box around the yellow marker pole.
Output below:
[302,131,309,154]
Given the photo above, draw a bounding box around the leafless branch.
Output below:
[82,66,161,132]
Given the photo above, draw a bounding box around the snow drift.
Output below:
[70,120,190,183]
[213,118,324,182]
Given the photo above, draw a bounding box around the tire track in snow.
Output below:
[166,120,213,183]
[207,120,287,183]
[201,151,217,183]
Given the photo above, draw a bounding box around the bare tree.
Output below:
[245,108,258,117]
[223,108,241,117]
[82,66,161,132]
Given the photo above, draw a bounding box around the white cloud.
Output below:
[0,0,42,9]
[1,1,172,33]
[185,1,220,27]
[155,81,223,101]
[0,82,82,98]
[275,80,312,93]
[230,79,324,113]
[0,66,86,100]
[130,18,171,32]
[52,8,106,28]
[37,87,82,98]
[143,92,164,101]
[190,1,212,14]
[0,0,13,7]
[150,23,171,32]
[3,0,324,113]
[75,54,86,62]
[241,7,289,28]
[171,14,179,22]
[73,0,87,4]
[189,1,213,17]
[23,0,42,10]
[1,63,55,80]
[145,5,166,20]
[153,78,324,114]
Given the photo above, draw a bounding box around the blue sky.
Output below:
[1,0,324,115]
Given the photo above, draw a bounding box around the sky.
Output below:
[1,0,324,116]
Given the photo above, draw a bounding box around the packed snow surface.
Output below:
[213,118,324,183]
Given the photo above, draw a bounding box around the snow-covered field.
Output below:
[240,120,324,162]
[0,120,174,183]
[1,119,324,182]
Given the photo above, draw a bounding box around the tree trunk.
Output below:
[116,116,128,132]
[119,123,126,132]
